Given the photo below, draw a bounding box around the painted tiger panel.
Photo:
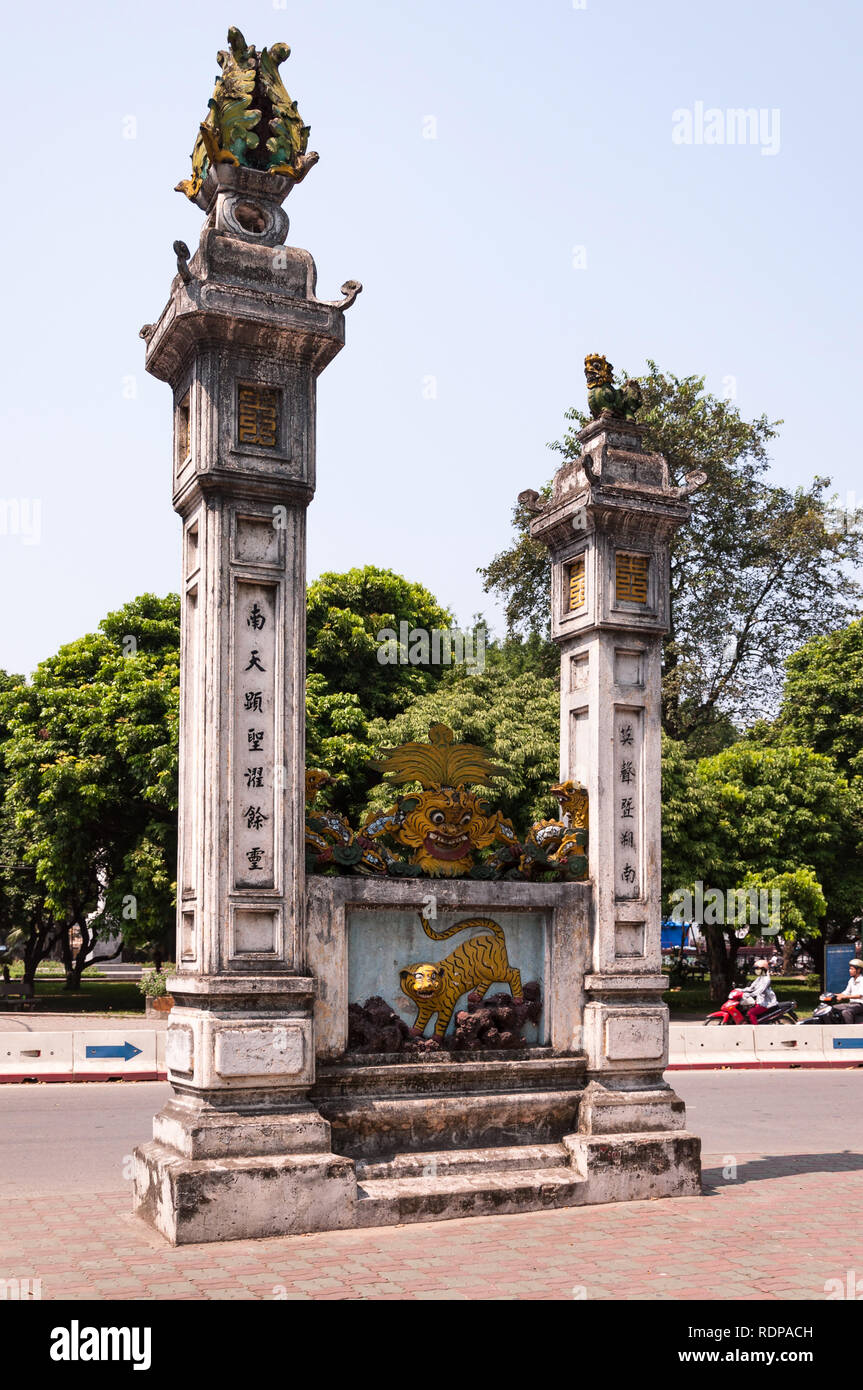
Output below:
[399,913,523,1038]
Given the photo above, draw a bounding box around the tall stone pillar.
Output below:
[132,33,362,1243]
[529,363,703,1195]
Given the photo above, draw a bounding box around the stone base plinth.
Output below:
[564,1130,702,1203]
[132,1140,356,1245]
[132,1069,701,1243]
[151,1097,333,1159]
[576,1077,690,1134]
[132,1094,357,1245]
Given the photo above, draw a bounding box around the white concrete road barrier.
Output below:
[668,1022,863,1069]
[0,1032,74,1081]
[3,1022,863,1080]
[676,1025,763,1069]
[0,1030,166,1082]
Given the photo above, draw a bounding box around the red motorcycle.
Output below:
[704,987,798,1025]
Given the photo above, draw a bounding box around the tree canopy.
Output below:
[305,567,455,817]
[662,734,862,995]
[776,618,863,781]
[307,566,452,723]
[1,595,179,985]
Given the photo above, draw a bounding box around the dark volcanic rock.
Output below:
[346,984,543,1055]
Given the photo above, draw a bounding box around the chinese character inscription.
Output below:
[614,711,642,899]
[233,582,277,887]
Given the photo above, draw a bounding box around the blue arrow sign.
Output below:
[85,1041,143,1062]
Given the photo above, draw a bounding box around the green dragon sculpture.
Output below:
[176,27,319,201]
[584,353,642,421]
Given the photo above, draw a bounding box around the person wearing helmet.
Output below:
[743,959,777,1024]
[827,959,863,1023]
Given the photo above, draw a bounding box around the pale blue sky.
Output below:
[2,0,860,675]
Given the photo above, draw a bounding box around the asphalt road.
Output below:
[2,1071,862,1197]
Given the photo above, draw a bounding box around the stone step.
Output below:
[355,1163,587,1227]
[355,1142,568,1181]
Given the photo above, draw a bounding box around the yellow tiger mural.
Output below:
[400,913,523,1038]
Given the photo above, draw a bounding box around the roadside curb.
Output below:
[0,1073,168,1083]
[667,1061,863,1070]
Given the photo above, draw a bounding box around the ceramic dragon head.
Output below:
[395,786,505,876]
[364,724,516,877]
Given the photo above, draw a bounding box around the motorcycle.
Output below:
[704,987,798,1025]
[799,994,863,1025]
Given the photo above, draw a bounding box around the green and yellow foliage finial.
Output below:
[175,26,319,202]
[370,724,503,790]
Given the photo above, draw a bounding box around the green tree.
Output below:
[305,567,454,816]
[306,619,561,825]
[362,665,560,832]
[482,362,863,743]
[776,618,863,781]
[307,567,452,722]
[3,595,180,989]
[662,738,861,999]
[305,676,375,822]
[0,668,58,984]
[741,868,828,973]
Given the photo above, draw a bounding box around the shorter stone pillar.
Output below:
[529,372,703,1196]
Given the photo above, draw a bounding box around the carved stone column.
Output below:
[131,83,362,1239]
[530,384,702,1194]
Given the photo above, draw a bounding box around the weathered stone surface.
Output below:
[603,1011,666,1062]
[213,1023,306,1078]
[354,1142,567,1180]
[575,1078,687,1135]
[152,1097,331,1159]
[165,1026,193,1075]
[133,1142,356,1244]
[132,112,360,1246]
[355,1165,588,1228]
[320,1090,585,1161]
[530,414,698,1097]
[564,1131,702,1204]
[313,1051,587,1159]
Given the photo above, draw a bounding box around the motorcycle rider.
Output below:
[828,958,863,1023]
[743,959,777,1024]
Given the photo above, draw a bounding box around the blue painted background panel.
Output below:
[348,908,548,1043]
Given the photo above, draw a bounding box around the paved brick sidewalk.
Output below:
[3,1151,862,1301]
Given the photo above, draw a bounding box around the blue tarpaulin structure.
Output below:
[661,922,697,951]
